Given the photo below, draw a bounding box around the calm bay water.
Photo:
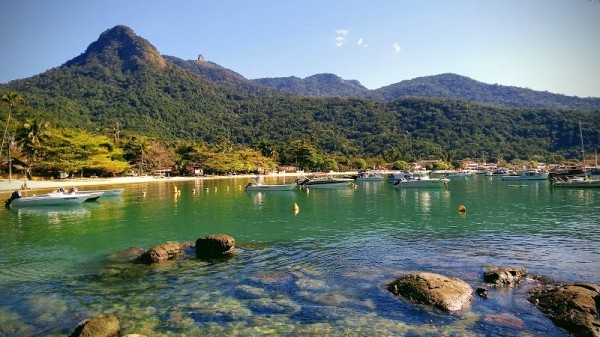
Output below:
[0,176,598,336]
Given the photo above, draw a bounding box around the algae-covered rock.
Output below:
[195,234,235,258]
[69,314,120,337]
[136,241,184,264]
[483,265,527,286]
[387,272,474,311]
[529,282,600,337]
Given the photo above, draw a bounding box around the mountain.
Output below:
[252,73,372,98]
[253,72,600,110]
[373,73,600,110]
[1,25,599,163]
[163,55,274,95]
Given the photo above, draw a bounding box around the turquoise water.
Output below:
[0,176,598,336]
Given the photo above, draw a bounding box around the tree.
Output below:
[1,91,23,162]
[16,118,50,178]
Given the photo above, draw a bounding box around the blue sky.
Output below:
[1,0,599,97]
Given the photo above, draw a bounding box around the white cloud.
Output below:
[392,42,401,53]
[335,29,349,47]
[357,38,368,47]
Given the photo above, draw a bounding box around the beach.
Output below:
[0,172,356,196]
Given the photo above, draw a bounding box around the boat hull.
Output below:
[394,180,448,188]
[9,194,89,207]
[245,184,296,191]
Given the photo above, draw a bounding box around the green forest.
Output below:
[1,26,599,179]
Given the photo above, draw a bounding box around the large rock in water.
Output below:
[483,265,527,286]
[69,314,120,337]
[387,272,474,311]
[136,241,184,264]
[195,234,235,258]
[529,283,600,337]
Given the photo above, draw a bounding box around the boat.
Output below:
[75,188,125,197]
[386,171,416,184]
[501,170,549,181]
[446,171,476,179]
[393,171,450,188]
[551,122,600,188]
[4,190,96,207]
[355,171,384,181]
[296,176,354,189]
[551,176,600,188]
[245,178,296,191]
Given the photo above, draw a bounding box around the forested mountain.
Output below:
[252,74,372,98]
[1,25,599,165]
[374,73,600,110]
[252,73,600,110]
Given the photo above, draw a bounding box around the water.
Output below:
[0,176,598,336]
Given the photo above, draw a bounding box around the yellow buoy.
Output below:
[458,205,467,213]
[293,203,299,211]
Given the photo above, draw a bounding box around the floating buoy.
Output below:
[293,203,299,211]
[458,205,466,213]
[214,187,217,191]
[142,191,146,197]
[193,188,196,194]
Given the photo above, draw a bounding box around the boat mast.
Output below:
[579,121,585,167]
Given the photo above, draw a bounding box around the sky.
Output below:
[1,0,599,97]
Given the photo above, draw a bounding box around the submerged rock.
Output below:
[387,272,474,311]
[136,241,184,264]
[195,234,235,259]
[483,265,527,286]
[528,282,600,337]
[69,314,120,337]
[106,247,146,262]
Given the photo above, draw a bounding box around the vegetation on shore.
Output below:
[1,25,599,179]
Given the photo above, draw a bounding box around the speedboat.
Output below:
[393,172,450,188]
[297,176,354,189]
[355,171,384,181]
[551,176,600,188]
[5,190,97,207]
[74,188,124,197]
[245,179,296,191]
[501,170,549,181]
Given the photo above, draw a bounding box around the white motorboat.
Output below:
[501,170,549,181]
[245,179,296,191]
[5,190,96,207]
[393,172,450,188]
[297,176,354,189]
[355,171,385,181]
[551,176,600,188]
[75,188,124,197]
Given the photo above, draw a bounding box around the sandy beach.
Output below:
[0,172,357,197]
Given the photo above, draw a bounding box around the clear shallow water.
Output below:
[0,176,598,336]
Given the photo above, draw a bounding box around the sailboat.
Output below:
[552,122,600,188]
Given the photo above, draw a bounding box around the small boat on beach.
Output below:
[245,178,296,191]
[297,176,354,189]
[4,190,97,207]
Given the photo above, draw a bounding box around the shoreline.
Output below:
[0,172,357,196]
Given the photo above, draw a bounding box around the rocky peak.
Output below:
[64,25,166,70]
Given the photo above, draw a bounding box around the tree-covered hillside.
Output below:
[1,25,599,167]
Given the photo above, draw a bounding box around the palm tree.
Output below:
[1,91,23,163]
[16,118,50,179]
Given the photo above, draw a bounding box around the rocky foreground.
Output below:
[70,235,599,337]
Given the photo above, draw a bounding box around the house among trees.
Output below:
[185,163,203,176]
